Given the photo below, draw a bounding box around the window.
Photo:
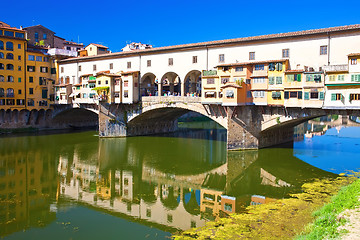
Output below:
[0,63,3,70]
[124,90,129,98]
[18,55,21,60]
[224,203,233,212]
[254,64,264,71]
[6,64,14,70]
[249,52,255,60]
[268,76,275,85]
[310,92,319,99]
[221,78,229,84]
[350,94,360,101]
[15,32,24,38]
[0,88,4,97]
[0,40,3,50]
[124,81,128,87]
[146,209,151,218]
[4,31,14,37]
[61,67,64,73]
[0,52,3,58]
[207,78,215,84]
[127,61,131,68]
[329,75,335,81]
[18,66,21,71]
[205,91,216,98]
[167,214,173,223]
[39,77,46,85]
[253,91,265,98]
[43,33,47,39]
[320,45,327,55]
[66,46,71,51]
[253,77,265,84]
[271,91,281,99]
[42,89,48,99]
[18,77,21,83]
[226,90,234,98]
[0,75,3,82]
[351,74,360,82]
[78,65,81,71]
[40,67,48,73]
[105,80,108,85]
[6,88,14,97]
[276,76,282,84]
[235,67,243,72]
[147,60,151,67]
[51,68,56,74]
[337,75,345,81]
[43,57,49,62]
[16,99,24,105]
[219,54,224,63]
[36,56,42,61]
[6,53,13,59]
[351,58,357,65]
[27,66,35,72]
[34,32,39,42]
[109,63,113,69]
[28,55,35,61]
[29,88,33,95]
[282,49,289,58]
[18,44,21,49]
[168,58,173,66]
[192,56,197,63]
[29,76,33,83]
[6,99,14,105]
[247,91,252,98]
[6,42,13,50]
[98,80,101,85]
[27,99,34,106]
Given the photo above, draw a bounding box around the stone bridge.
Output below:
[95,96,360,150]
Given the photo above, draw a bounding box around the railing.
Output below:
[6,93,14,97]
[323,64,349,72]
[48,48,78,57]
[141,96,201,103]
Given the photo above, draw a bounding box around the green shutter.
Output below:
[304,92,310,100]
[18,78,21,83]
[269,77,274,85]
[331,93,336,101]
[298,91,302,99]
[351,75,355,82]
[297,74,301,82]
[319,92,324,100]
[276,77,282,84]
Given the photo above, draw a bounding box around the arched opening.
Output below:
[160,72,181,96]
[184,70,202,97]
[160,185,180,210]
[140,72,157,96]
[12,109,19,123]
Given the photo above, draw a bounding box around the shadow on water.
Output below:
[0,126,340,239]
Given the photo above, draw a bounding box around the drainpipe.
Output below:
[327,32,331,65]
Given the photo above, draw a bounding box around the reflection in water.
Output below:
[0,123,347,239]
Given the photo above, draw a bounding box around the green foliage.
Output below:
[297,178,360,240]
[331,115,339,121]
[92,86,110,95]
[276,117,281,124]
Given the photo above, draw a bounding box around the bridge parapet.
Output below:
[141,96,201,105]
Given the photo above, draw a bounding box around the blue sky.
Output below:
[2,0,360,52]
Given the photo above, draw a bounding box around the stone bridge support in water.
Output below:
[97,97,360,150]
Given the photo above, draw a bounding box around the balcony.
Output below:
[48,48,78,57]
[323,64,348,72]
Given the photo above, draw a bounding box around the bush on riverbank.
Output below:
[0,127,37,134]
[297,178,360,240]
[173,177,354,240]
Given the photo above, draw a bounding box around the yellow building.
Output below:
[284,70,304,107]
[201,70,221,104]
[26,48,56,110]
[267,60,288,106]
[302,71,325,108]
[94,71,121,103]
[0,22,26,110]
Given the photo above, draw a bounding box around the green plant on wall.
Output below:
[235,78,244,86]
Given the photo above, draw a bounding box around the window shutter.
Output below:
[284,91,289,99]
[276,77,282,84]
[298,91,302,99]
[269,77,274,85]
[319,92,324,100]
[351,75,355,82]
[304,92,309,100]
[297,74,301,82]
[42,89,48,99]
[331,93,336,101]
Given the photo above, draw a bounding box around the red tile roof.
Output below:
[221,83,242,89]
[217,59,287,67]
[87,43,108,49]
[348,53,360,57]
[285,69,305,73]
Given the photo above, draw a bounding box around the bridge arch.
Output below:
[184,70,201,97]
[160,72,181,96]
[140,72,157,97]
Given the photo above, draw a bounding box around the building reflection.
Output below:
[0,144,58,237]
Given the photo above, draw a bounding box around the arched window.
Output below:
[0,52,3,58]
[6,53,13,60]
[0,41,3,50]
[0,88,4,97]
[6,88,14,97]
[0,75,4,82]
[7,76,14,82]
[6,42,13,51]
[0,63,4,70]
[6,64,14,70]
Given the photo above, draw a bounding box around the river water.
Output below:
[0,119,359,239]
